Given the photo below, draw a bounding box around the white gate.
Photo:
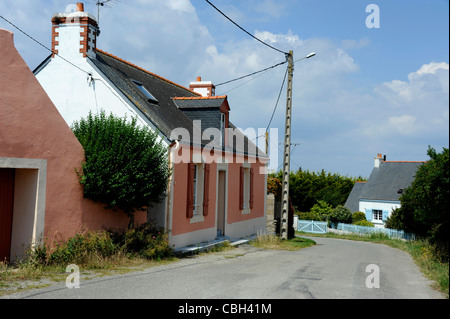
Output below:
[297,220,327,234]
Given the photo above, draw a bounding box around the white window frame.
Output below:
[242,162,251,214]
[373,209,383,221]
[191,163,205,223]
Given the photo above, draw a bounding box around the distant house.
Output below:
[345,154,425,228]
[0,28,144,262]
[32,3,268,249]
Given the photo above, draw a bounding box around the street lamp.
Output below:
[280,51,316,240]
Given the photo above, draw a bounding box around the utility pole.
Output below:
[280,50,294,240]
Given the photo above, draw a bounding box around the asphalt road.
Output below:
[2,237,445,299]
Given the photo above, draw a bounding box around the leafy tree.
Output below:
[273,169,365,213]
[396,147,449,261]
[384,208,405,230]
[72,111,171,228]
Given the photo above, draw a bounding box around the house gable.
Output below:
[360,161,424,202]
[0,28,142,260]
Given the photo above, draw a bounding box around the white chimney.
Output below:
[374,153,386,168]
[189,76,215,97]
[51,2,99,59]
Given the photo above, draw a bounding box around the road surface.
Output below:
[2,236,445,299]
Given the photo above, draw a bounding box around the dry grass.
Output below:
[250,231,316,251]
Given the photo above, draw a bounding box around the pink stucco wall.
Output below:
[0,29,145,244]
[170,144,266,237]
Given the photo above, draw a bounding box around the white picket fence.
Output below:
[295,218,415,240]
[332,222,416,240]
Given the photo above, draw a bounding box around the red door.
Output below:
[0,168,15,262]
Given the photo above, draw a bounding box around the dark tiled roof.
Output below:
[344,181,366,213]
[89,49,201,141]
[89,50,265,158]
[172,96,227,109]
[360,161,425,201]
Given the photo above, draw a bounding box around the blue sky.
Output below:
[1,0,448,178]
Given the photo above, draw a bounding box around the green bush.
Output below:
[384,208,404,230]
[297,211,321,221]
[354,220,374,227]
[352,211,366,224]
[328,205,353,225]
[109,223,173,260]
[72,111,171,228]
[48,231,118,265]
[309,200,333,221]
[25,224,174,266]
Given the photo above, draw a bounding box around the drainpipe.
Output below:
[165,139,179,246]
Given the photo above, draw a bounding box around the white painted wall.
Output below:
[34,18,167,144]
[359,200,401,228]
[35,54,165,143]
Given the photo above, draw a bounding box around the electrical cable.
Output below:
[265,65,288,133]
[204,0,288,55]
[0,15,91,76]
[216,59,287,87]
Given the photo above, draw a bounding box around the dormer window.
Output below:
[132,79,158,104]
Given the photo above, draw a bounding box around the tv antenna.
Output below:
[93,0,119,35]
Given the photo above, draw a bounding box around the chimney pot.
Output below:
[189,77,215,97]
[76,2,84,12]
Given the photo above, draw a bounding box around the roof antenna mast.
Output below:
[95,0,118,36]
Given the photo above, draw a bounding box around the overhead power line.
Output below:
[204,0,288,55]
[216,59,287,87]
[265,65,288,133]
[0,15,90,76]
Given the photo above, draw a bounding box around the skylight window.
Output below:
[132,80,158,103]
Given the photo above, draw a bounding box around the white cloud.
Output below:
[357,62,449,144]
[388,115,417,136]
[254,30,302,47]
[166,0,196,14]
[1,0,447,177]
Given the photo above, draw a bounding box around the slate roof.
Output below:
[172,96,227,109]
[89,49,203,143]
[35,48,266,157]
[89,50,266,158]
[359,161,425,202]
[344,181,367,213]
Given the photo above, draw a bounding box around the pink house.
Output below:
[0,28,145,262]
[31,3,269,250]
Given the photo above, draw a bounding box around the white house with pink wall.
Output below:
[33,3,269,249]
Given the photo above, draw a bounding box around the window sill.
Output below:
[190,213,204,224]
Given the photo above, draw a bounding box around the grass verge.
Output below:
[250,232,316,251]
[0,253,178,297]
[297,231,449,298]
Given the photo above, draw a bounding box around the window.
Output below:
[131,80,158,103]
[186,163,210,221]
[243,168,250,209]
[192,164,203,216]
[239,165,254,213]
[373,210,383,221]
